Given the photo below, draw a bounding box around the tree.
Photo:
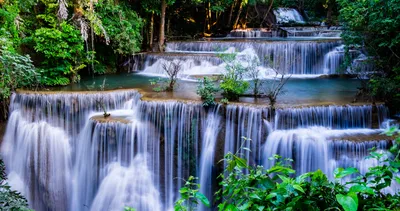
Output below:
[262,70,290,111]
[337,0,400,112]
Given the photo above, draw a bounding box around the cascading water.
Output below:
[1,90,396,210]
[136,40,343,77]
[274,105,375,129]
[198,106,221,211]
[273,8,305,24]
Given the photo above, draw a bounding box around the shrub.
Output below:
[197,77,219,107]
[218,53,250,101]
[175,129,400,211]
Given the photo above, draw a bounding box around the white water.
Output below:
[274,8,305,24]
[199,106,221,211]
[1,91,396,211]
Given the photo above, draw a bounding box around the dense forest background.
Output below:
[0,0,399,118]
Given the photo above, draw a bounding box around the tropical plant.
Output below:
[0,47,41,119]
[150,60,182,92]
[34,22,86,85]
[174,176,210,211]
[175,128,400,211]
[95,2,143,55]
[197,77,219,107]
[218,53,249,101]
[337,0,400,112]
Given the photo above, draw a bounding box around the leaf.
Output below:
[334,167,359,179]
[238,202,252,210]
[225,204,239,211]
[336,193,358,211]
[265,192,277,200]
[195,192,210,207]
[293,184,305,193]
[249,193,261,200]
[349,184,374,195]
[395,176,400,184]
[233,155,248,168]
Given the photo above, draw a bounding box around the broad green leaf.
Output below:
[233,155,248,168]
[265,192,277,200]
[195,192,210,207]
[334,167,359,179]
[395,176,400,184]
[225,204,239,211]
[349,184,374,195]
[293,185,305,193]
[238,202,252,210]
[249,193,261,200]
[336,193,358,211]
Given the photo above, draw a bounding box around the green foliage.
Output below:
[34,22,86,85]
[220,98,229,104]
[0,47,40,99]
[218,53,250,101]
[337,0,400,110]
[96,2,143,55]
[196,77,219,107]
[174,176,210,211]
[176,129,400,211]
[150,78,167,92]
[0,158,32,211]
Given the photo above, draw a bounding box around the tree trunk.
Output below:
[205,1,211,32]
[243,4,250,28]
[149,12,154,50]
[260,0,274,27]
[326,2,333,27]
[227,0,237,27]
[159,0,167,52]
[233,0,243,29]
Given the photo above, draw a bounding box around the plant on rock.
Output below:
[218,53,249,101]
[197,77,218,107]
[150,60,182,92]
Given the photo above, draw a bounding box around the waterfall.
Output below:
[273,8,305,24]
[1,90,395,211]
[274,105,374,129]
[162,40,342,75]
[262,127,386,175]
[199,106,221,211]
[2,111,72,211]
[224,105,268,166]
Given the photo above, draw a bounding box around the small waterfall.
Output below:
[199,106,221,211]
[90,157,162,211]
[273,8,305,24]
[224,105,268,166]
[262,127,389,177]
[163,40,342,75]
[323,45,345,74]
[275,105,374,129]
[282,27,342,38]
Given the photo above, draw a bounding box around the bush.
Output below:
[197,77,219,107]
[218,53,250,101]
[175,129,400,211]
[34,22,86,85]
